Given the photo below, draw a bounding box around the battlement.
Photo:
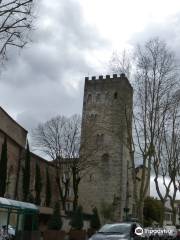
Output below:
[85,73,126,81]
[84,73,132,90]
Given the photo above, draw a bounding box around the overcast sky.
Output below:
[1,0,180,130]
[1,0,180,197]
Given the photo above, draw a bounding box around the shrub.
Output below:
[48,202,62,230]
[90,207,101,230]
[70,206,83,230]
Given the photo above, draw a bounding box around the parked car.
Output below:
[8,225,15,237]
[88,222,142,240]
[0,225,15,240]
[164,225,177,239]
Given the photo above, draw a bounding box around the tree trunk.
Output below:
[160,202,165,226]
[136,200,144,224]
[73,191,78,211]
[56,172,66,211]
[14,148,22,199]
[172,206,176,225]
[72,166,80,211]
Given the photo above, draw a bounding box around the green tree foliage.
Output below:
[45,167,51,207]
[0,137,8,197]
[35,162,42,205]
[22,141,31,201]
[48,202,62,230]
[143,197,163,226]
[70,206,84,230]
[90,207,101,230]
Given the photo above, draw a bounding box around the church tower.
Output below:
[79,74,133,221]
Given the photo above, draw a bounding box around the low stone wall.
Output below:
[43,230,66,240]
[61,218,90,232]
[43,230,88,240]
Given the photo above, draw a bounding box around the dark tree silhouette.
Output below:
[35,162,42,205]
[0,0,34,61]
[22,141,31,201]
[0,137,8,197]
[45,167,51,207]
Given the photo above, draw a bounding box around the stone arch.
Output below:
[88,112,97,121]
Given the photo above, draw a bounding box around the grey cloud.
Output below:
[0,0,108,133]
[129,13,180,57]
[0,0,108,87]
[1,77,84,129]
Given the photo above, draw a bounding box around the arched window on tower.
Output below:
[101,153,110,178]
[87,94,92,104]
[88,112,97,121]
[114,92,118,99]
[101,153,109,162]
[96,134,104,148]
[89,174,94,182]
[96,93,101,103]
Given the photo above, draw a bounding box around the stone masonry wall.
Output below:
[79,74,133,221]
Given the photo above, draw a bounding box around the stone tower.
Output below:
[79,74,133,222]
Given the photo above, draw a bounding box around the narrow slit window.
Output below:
[87,94,92,103]
[114,92,118,99]
[96,93,100,102]
[101,153,109,162]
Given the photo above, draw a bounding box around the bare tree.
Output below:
[153,96,180,225]
[167,105,180,225]
[108,38,179,224]
[113,38,179,222]
[123,102,137,212]
[33,114,99,211]
[133,38,179,223]
[109,51,138,218]
[62,115,81,211]
[32,115,81,211]
[109,38,179,223]
[134,38,177,221]
[0,0,33,61]
[109,49,132,79]
[71,140,99,211]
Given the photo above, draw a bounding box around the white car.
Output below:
[8,225,15,236]
[164,225,177,239]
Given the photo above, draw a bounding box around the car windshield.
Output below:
[98,224,131,234]
[164,226,176,230]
